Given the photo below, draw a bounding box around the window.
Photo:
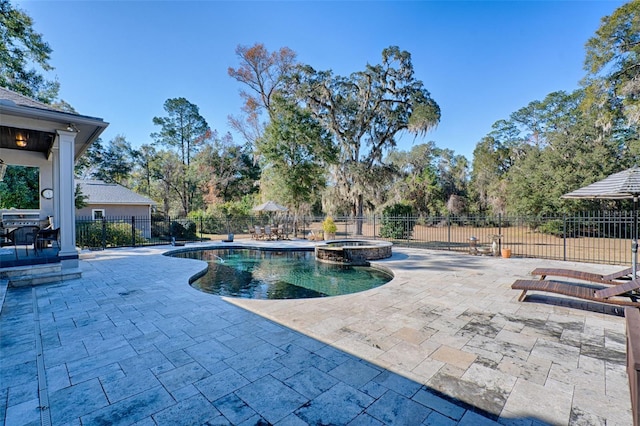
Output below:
[92,209,105,220]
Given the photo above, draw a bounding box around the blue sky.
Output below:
[20,0,625,161]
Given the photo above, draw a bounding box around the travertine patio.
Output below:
[0,240,632,425]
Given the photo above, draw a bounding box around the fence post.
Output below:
[101,217,107,250]
[498,213,502,252]
[563,213,567,261]
[344,219,347,239]
[447,214,451,250]
[373,215,376,240]
[131,216,136,247]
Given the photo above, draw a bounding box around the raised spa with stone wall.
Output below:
[314,240,393,265]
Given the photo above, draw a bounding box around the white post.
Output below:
[55,130,79,269]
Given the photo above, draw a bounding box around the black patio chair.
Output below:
[7,226,40,260]
[35,228,60,254]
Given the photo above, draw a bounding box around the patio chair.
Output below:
[530,267,634,284]
[264,225,274,240]
[254,225,265,240]
[249,227,256,239]
[511,278,640,308]
[277,224,287,240]
[7,225,40,260]
[35,227,60,254]
[271,226,280,240]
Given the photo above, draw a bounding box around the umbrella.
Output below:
[252,201,289,226]
[252,201,288,212]
[562,166,640,277]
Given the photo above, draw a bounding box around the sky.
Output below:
[19,0,626,161]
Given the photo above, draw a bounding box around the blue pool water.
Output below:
[173,248,393,299]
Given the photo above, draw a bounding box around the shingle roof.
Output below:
[0,86,106,122]
[76,180,156,205]
[0,86,64,111]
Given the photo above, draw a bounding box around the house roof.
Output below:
[0,87,59,110]
[76,180,156,206]
[0,86,108,160]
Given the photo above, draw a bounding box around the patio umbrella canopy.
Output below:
[562,166,640,276]
[252,201,289,212]
[252,201,289,226]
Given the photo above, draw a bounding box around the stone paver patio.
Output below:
[0,240,632,425]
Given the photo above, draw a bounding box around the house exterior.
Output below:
[75,180,156,238]
[0,87,108,271]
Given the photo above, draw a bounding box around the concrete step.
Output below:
[1,264,82,287]
[0,263,61,279]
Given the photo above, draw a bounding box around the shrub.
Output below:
[379,203,415,239]
[170,219,197,240]
[322,216,337,234]
[76,221,147,249]
[189,211,225,234]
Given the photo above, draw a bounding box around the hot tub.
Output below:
[315,240,392,265]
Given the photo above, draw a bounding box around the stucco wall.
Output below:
[76,204,152,238]
[76,204,150,219]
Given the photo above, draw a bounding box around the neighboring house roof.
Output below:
[76,180,156,206]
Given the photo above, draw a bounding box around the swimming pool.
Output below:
[173,248,393,299]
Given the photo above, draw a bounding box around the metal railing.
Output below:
[75,212,637,266]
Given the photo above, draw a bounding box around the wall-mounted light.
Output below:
[15,132,27,148]
[66,123,79,132]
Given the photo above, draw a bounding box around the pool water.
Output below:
[174,248,393,299]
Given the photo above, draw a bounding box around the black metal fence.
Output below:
[76,211,638,266]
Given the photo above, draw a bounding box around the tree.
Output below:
[132,144,158,197]
[500,90,623,215]
[228,43,298,147]
[152,98,209,166]
[257,95,337,214]
[0,164,38,208]
[435,148,469,215]
[149,149,184,216]
[296,46,440,232]
[93,135,137,186]
[151,98,210,215]
[75,137,104,179]
[387,142,442,215]
[583,1,640,129]
[74,135,137,186]
[0,0,59,102]
[193,132,260,205]
[74,183,88,209]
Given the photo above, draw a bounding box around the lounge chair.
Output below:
[531,267,634,284]
[512,278,640,307]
